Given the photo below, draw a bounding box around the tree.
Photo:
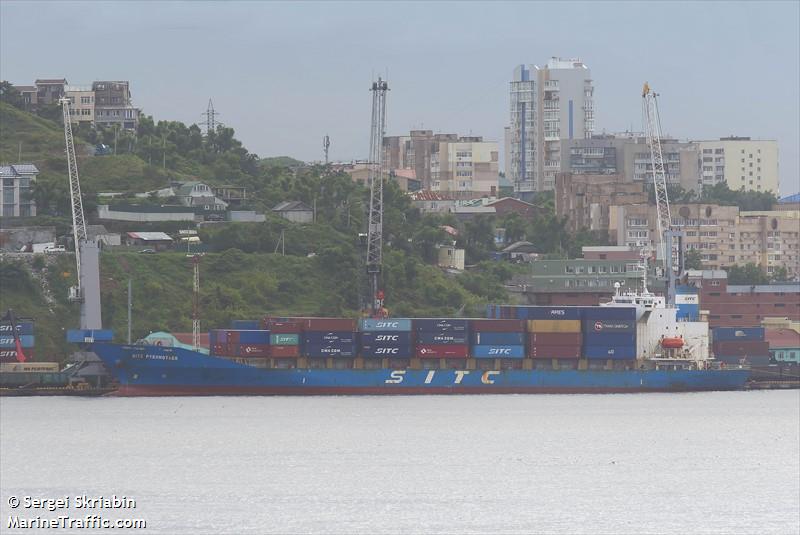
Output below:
[0,81,24,109]
[769,266,791,283]
[726,263,770,285]
[684,249,703,270]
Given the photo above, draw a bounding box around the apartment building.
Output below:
[384,130,498,195]
[64,86,95,125]
[92,81,140,130]
[609,203,800,276]
[430,136,499,195]
[554,172,648,234]
[694,137,779,193]
[508,58,594,194]
[561,133,701,192]
[0,164,38,218]
[34,79,66,105]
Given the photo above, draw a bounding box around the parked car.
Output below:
[138,249,156,254]
[43,245,66,254]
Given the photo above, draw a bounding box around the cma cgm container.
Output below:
[416,332,468,345]
[414,319,468,333]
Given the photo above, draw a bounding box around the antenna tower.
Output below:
[366,78,389,317]
[323,135,330,164]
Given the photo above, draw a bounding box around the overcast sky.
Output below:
[2,1,798,194]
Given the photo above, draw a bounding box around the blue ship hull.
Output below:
[91,343,751,396]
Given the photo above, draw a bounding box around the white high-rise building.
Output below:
[508,58,594,194]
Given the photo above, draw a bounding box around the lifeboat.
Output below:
[661,337,684,349]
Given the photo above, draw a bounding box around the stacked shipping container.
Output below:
[469,320,526,359]
[526,308,583,359]
[301,318,358,358]
[712,327,770,365]
[360,319,413,358]
[0,321,34,362]
[210,329,271,357]
[414,319,469,358]
[582,308,637,360]
[265,320,303,357]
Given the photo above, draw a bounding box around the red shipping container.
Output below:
[713,340,769,357]
[415,344,469,358]
[469,319,526,332]
[530,345,582,359]
[270,345,300,358]
[529,332,583,346]
[210,343,228,356]
[300,317,358,331]
[225,331,241,344]
[235,344,270,358]
[265,321,303,334]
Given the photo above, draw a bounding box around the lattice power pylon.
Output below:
[365,78,389,316]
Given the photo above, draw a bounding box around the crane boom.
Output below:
[366,78,389,317]
[61,97,87,292]
[641,82,671,269]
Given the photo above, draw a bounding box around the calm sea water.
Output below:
[1,391,798,535]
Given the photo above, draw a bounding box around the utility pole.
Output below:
[162,134,166,169]
[191,255,201,350]
[127,279,132,344]
[203,99,219,135]
[113,125,118,155]
[17,142,21,162]
[323,135,330,164]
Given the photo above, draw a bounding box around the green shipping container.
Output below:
[270,333,300,346]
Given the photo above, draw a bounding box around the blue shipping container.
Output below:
[237,330,271,344]
[582,319,637,334]
[582,332,637,346]
[231,320,261,330]
[303,331,357,345]
[582,307,637,320]
[583,345,637,360]
[0,335,35,348]
[361,332,412,346]
[65,329,114,343]
[413,319,468,332]
[0,322,34,335]
[712,327,765,342]
[359,319,412,332]
[472,332,525,345]
[471,345,526,359]
[523,307,583,320]
[361,343,413,358]
[304,343,357,357]
[416,331,468,345]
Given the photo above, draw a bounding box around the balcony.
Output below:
[544,132,560,141]
[545,160,560,169]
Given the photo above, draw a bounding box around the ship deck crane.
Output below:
[642,83,683,306]
[60,98,102,329]
[365,78,389,318]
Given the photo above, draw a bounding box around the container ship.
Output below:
[84,286,750,395]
